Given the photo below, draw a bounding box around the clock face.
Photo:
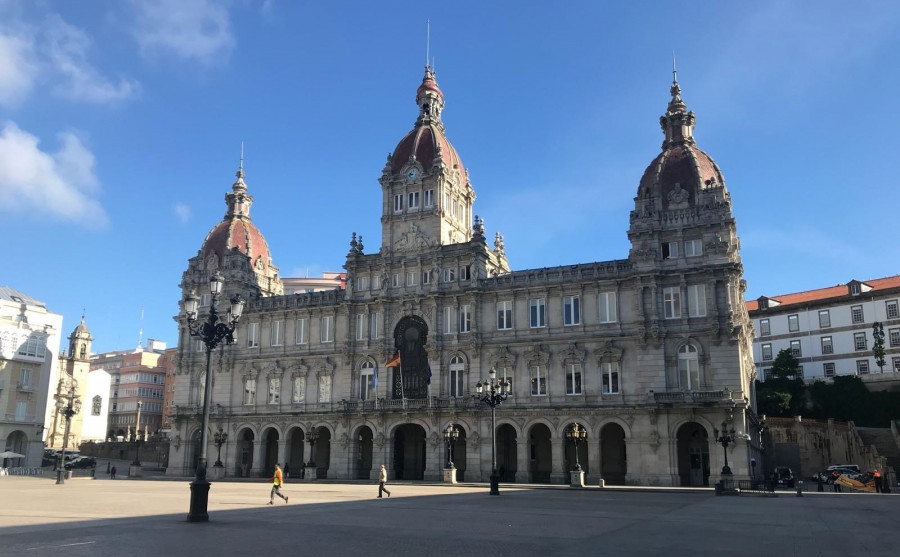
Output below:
[406,168,419,181]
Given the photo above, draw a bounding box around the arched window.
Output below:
[359,361,375,400]
[449,356,465,397]
[678,344,700,390]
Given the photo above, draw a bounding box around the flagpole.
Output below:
[399,360,405,408]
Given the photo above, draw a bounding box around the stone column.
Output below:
[253,438,265,478]
[550,437,566,484]
[515,437,529,483]
[588,437,601,485]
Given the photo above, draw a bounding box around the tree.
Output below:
[755,349,805,417]
[872,322,886,373]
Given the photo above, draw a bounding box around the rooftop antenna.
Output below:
[240,141,244,171]
[137,306,144,349]
[426,19,430,69]
[672,51,678,83]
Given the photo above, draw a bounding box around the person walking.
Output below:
[110,465,117,480]
[378,464,391,498]
[268,464,289,505]
[873,469,883,493]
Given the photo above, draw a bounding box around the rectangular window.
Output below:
[270,320,282,346]
[356,314,365,341]
[422,270,431,284]
[662,241,679,259]
[687,285,706,317]
[889,328,900,347]
[498,367,513,395]
[850,283,861,295]
[268,379,280,404]
[392,273,400,287]
[788,314,799,332]
[444,192,450,211]
[451,198,458,218]
[818,310,831,328]
[823,363,835,378]
[321,315,333,343]
[449,367,464,398]
[459,305,471,333]
[854,332,867,350]
[893,357,900,373]
[19,368,32,388]
[598,292,617,323]
[460,265,471,281]
[372,275,381,290]
[821,336,833,355]
[424,189,434,208]
[663,287,681,319]
[295,318,308,345]
[684,239,702,257]
[601,362,620,394]
[887,300,899,319]
[530,365,546,396]
[790,339,802,357]
[762,343,773,360]
[564,296,581,326]
[566,363,582,395]
[356,276,368,291]
[369,313,379,340]
[764,368,773,381]
[442,268,455,282]
[851,305,864,324]
[15,401,27,420]
[759,318,770,336]
[359,371,373,401]
[497,301,513,330]
[529,298,545,328]
[243,379,255,405]
[857,360,869,374]
[393,194,403,212]
[408,191,419,209]
[443,307,453,334]
[406,271,416,286]
[247,322,260,348]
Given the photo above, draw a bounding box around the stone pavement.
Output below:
[1,476,897,557]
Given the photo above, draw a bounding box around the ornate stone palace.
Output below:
[169,67,760,486]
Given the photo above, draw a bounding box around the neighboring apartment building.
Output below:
[93,340,167,440]
[168,68,758,487]
[282,272,345,295]
[0,287,63,468]
[748,276,900,383]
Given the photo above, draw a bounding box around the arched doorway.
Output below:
[676,422,710,487]
[393,424,426,480]
[263,428,279,478]
[600,423,627,484]
[4,431,26,468]
[564,423,589,474]
[236,428,255,478]
[286,427,305,479]
[356,426,374,479]
[314,428,331,479]
[497,424,517,482]
[529,423,552,483]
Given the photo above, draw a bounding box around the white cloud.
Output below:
[0,122,109,228]
[174,202,191,223]
[0,32,37,107]
[131,0,235,64]
[44,15,139,103]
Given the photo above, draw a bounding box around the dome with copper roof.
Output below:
[389,67,467,180]
[199,165,274,272]
[636,73,727,211]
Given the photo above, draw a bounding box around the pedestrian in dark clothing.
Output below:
[378,464,391,498]
[110,466,117,479]
[106,461,111,474]
[873,470,883,493]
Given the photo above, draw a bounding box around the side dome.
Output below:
[636,76,727,211]
[389,67,467,180]
[199,166,275,272]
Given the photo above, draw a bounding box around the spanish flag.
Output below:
[385,351,401,368]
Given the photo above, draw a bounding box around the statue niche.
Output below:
[392,315,429,399]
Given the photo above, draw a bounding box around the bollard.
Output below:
[796,480,803,497]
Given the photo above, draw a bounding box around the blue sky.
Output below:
[2,1,898,354]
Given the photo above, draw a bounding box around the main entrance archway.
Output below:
[676,422,710,487]
[600,423,626,484]
[393,423,426,480]
[528,423,552,483]
[391,316,430,399]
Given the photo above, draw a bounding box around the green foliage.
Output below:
[802,375,900,427]
[755,349,805,417]
[872,322,886,373]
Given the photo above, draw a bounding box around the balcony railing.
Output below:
[16,381,35,391]
[653,390,731,404]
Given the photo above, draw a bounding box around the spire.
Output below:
[225,154,253,220]
[659,61,695,148]
[416,65,445,126]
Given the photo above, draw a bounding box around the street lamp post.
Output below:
[306,430,320,468]
[713,420,736,476]
[213,427,228,467]
[55,388,82,485]
[472,367,510,495]
[565,423,587,471]
[183,272,245,523]
[131,400,143,467]
[443,424,459,468]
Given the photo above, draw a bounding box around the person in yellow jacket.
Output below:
[378,464,391,498]
[268,464,289,505]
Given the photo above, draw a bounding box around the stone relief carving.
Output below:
[395,223,435,251]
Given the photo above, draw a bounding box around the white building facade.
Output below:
[749,276,900,382]
[169,69,759,487]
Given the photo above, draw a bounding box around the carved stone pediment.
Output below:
[594,341,624,364]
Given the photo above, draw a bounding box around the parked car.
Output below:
[42,449,58,467]
[773,466,795,488]
[64,456,96,470]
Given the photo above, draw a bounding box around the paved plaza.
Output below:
[1,475,897,557]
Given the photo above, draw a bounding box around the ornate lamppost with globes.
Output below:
[213,427,228,468]
[183,272,245,523]
[442,424,460,484]
[54,387,82,485]
[565,422,587,487]
[713,420,736,477]
[472,367,510,495]
[304,429,320,480]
